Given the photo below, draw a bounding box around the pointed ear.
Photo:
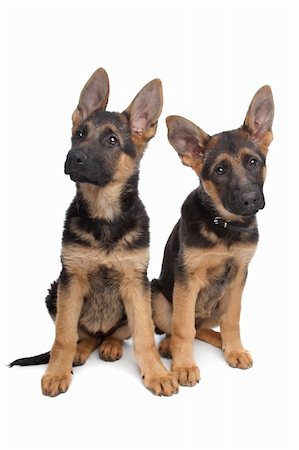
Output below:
[124,79,163,142]
[72,68,110,128]
[243,85,274,148]
[166,115,210,174]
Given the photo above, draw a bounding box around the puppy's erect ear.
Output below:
[124,79,163,148]
[72,68,110,129]
[243,85,274,153]
[166,115,210,174]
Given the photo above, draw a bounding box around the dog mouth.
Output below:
[240,207,262,216]
[232,209,259,218]
[66,170,111,187]
[226,203,264,217]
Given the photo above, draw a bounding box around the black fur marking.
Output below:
[141,271,150,291]
[151,222,180,303]
[62,226,92,247]
[59,268,70,287]
[45,280,58,318]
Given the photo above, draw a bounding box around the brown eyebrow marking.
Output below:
[84,121,126,147]
[211,147,263,170]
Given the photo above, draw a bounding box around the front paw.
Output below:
[41,371,72,397]
[99,338,123,362]
[172,365,200,386]
[158,336,172,359]
[73,347,90,366]
[143,372,179,396]
[225,349,253,369]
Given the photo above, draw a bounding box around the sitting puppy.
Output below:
[152,86,274,386]
[10,68,178,397]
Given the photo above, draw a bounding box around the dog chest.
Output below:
[194,260,236,318]
[185,244,255,319]
[79,265,125,335]
[61,243,149,335]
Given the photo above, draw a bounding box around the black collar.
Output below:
[213,216,258,233]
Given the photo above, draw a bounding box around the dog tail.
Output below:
[9,351,50,367]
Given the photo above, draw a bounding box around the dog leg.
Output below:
[74,328,101,366]
[220,267,253,369]
[99,323,131,362]
[120,274,179,396]
[158,334,172,359]
[195,329,223,349]
[171,280,200,386]
[41,276,88,396]
[151,290,172,334]
[151,291,173,358]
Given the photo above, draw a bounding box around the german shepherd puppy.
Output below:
[10,68,178,397]
[152,86,274,386]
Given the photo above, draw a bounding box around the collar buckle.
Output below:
[214,216,229,229]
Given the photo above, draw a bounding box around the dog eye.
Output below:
[108,135,118,145]
[75,129,84,139]
[215,166,225,176]
[249,158,258,167]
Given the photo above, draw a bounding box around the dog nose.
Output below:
[240,192,259,209]
[64,150,88,175]
[72,150,87,165]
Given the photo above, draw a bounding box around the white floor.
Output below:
[2,311,298,450]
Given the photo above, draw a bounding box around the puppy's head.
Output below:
[65,68,163,187]
[166,86,274,220]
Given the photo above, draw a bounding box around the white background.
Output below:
[1,1,298,449]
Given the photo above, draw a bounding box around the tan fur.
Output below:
[119,270,178,395]
[41,277,89,396]
[200,226,219,244]
[74,329,102,366]
[114,152,138,183]
[61,243,149,276]
[152,291,172,334]
[218,267,253,368]
[195,329,222,348]
[158,335,172,359]
[258,130,273,156]
[170,280,201,386]
[99,337,123,361]
[74,147,139,223]
[79,183,123,221]
[131,123,159,155]
[180,154,202,174]
[183,243,256,275]
[99,323,131,361]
